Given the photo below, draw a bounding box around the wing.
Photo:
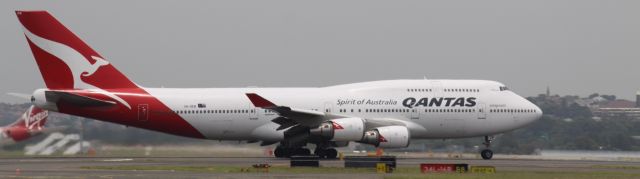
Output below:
[245,93,426,146]
[246,93,347,129]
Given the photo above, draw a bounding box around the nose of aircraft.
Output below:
[515,93,543,123]
[534,104,543,119]
[527,99,543,122]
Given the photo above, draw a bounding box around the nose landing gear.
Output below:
[480,136,494,160]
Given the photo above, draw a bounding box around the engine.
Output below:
[4,127,31,142]
[360,126,410,148]
[310,118,365,141]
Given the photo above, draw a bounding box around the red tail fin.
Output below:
[16,10,137,90]
[12,106,48,130]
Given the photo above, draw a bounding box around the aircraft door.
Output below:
[477,103,487,119]
[137,104,149,121]
[431,81,443,97]
[410,108,419,120]
[324,102,334,113]
[249,108,258,120]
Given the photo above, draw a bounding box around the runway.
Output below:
[1,157,639,178]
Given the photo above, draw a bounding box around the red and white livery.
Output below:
[15,11,542,159]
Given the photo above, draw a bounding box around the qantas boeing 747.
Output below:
[14,10,541,159]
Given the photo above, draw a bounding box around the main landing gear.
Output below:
[314,147,338,159]
[273,146,338,159]
[480,136,494,160]
[274,147,310,158]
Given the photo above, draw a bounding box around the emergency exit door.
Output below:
[477,103,487,120]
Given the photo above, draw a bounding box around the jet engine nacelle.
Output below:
[360,126,410,148]
[310,118,365,141]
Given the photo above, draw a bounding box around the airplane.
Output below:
[1,105,49,145]
[14,10,542,159]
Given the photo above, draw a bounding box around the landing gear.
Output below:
[274,146,311,158]
[274,146,287,158]
[314,148,338,159]
[295,148,311,156]
[326,148,338,159]
[314,148,326,158]
[480,149,493,160]
[480,136,494,160]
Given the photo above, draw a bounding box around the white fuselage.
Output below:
[145,79,542,141]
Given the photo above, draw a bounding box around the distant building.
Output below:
[592,92,640,120]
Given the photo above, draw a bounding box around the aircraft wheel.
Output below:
[480,149,493,160]
[326,148,338,159]
[274,147,288,158]
[298,148,311,156]
[315,148,327,159]
[288,148,310,157]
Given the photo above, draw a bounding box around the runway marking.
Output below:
[101,159,133,162]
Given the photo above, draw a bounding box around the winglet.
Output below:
[246,93,276,108]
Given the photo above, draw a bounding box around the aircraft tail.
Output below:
[2,106,49,143]
[15,10,138,90]
[12,105,48,131]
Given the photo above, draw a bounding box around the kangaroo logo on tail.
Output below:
[83,56,110,77]
[22,27,132,109]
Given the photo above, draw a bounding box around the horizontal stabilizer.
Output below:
[46,91,116,107]
[6,92,32,100]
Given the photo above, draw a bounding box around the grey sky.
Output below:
[1,1,639,103]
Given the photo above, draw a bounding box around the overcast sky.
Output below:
[1,1,639,103]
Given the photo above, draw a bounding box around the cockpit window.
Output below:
[499,86,509,91]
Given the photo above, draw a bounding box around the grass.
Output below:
[81,165,640,179]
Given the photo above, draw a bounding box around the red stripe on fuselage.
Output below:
[55,89,206,139]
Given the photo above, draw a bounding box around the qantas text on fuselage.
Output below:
[14,10,542,159]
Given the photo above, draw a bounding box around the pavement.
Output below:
[0,157,639,178]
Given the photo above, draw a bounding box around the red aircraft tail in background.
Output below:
[1,106,49,144]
